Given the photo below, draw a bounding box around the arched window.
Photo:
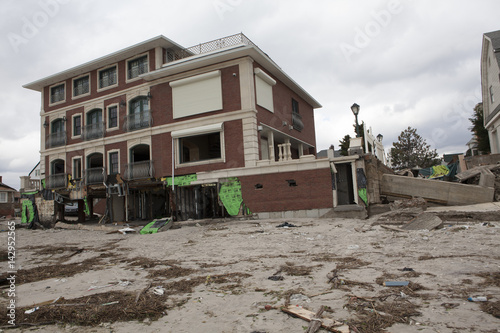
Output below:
[47,118,66,148]
[84,109,104,140]
[125,97,151,131]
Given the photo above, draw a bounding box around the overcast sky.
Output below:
[1,0,498,189]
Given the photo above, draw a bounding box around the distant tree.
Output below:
[469,103,490,154]
[339,134,351,156]
[389,127,440,170]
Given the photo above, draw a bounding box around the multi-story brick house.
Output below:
[0,176,20,217]
[481,30,500,153]
[24,33,368,223]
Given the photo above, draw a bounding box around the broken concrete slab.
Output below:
[401,213,443,231]
[381,174,495,206]
[455,165,500,182]
[479,168,496,188]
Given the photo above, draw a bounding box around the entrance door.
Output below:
[336,163,354,205]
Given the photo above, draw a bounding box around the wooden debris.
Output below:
[282,305,350,333]
[401,213,442,231]
[306,306,325,333]
[380,225,408,233]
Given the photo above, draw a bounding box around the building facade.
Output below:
[0,176,19,217]
[24,33,356,222]
[481,30,500,154]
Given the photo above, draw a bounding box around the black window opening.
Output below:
[73,115,81,136]
[50,84,65,103]
[73,158,82,179]
[108,106,118,128]
[109,152,119,174]
[73,76,89,96]
[179,132,222,164]
[99,66,117,88]
[291,98,303,132]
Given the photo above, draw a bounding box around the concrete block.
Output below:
[479,168,495,188]
[401,213,442,231]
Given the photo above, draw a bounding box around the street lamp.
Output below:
[377,134,383,142]
[351,103,360,137]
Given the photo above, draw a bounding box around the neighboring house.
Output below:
[0,176,20,217]
[481,30,500,153]
[466,136,479,156]
[20,162,42,193]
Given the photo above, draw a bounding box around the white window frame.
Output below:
[72,156,82,180]
[0,192,8,203]
[97,64,118,92]
[172,123,225,168]
[107,149,120,175]
[254,68,276,113]
[71,113,82,139]
[49,82,66,106]
[72,74,90,99]
[126,53,149,83]
[106,104,119,131]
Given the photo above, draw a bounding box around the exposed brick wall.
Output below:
[239,168,333,212]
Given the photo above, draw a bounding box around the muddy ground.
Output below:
[1,206,499,333]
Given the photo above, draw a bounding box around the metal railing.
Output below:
[124,160,154,180]
[99,75,117,88]
[165,33,257,63]
[82,123,105,141]
[73,82,89,96]
[46,132,67,148]
[123,110,152,132]
[46,173,68,189]
[50,91,64,103]
[85,167,106,185]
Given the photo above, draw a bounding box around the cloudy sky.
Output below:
[0,0,498,189]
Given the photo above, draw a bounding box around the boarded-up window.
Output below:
[170,71,223,119]
[254,68,276,112]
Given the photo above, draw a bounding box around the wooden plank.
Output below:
[282,305,350,333]
[380,225,408,233]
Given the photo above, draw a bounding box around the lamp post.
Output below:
[377,134,383,142]
[351,103,360,137]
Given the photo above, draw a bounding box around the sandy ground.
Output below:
[1,207,500,333]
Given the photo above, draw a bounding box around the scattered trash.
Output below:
[468,296,487,302]
[281,305,350,333]
[290,294,311,304]
[101,301,119,306]
[441,302,460,309]
[140,218,172,234]
[384,281,410,287]
[268,275,284,281]
[152,286,165,296]
[87,283,114,291]
[347,245,359,250]
[25,307,39,314]
[276,222,298,228]
[118,280,132,287]
[400,267,414,272]
[118,227,136,234]
[400,292,407,298]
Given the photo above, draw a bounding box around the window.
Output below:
[0,192,7,203]
[127,55,148,79]
[179,132,221,164]
[73,158,82,179]
[47,118,66,148]
[490,86,495,103]
[254,68,276,112]
[73,115,81,136]
[50,84,65,104]
[84,109,104,140]
[99,66,117,88]
[291,98,303,131]
[125,97,150,131]
[170,70,222,119]
[109,151,119,174]
[73,75,89,97]
[108,105,118,129]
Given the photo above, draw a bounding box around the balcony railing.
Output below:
[85,167,106,185]
[124,160,154,180]
[74,83,89,96]
[123,111,152,132]
[82,123,105,141]
[128,62,148,79]
[165,33,257,63]
[46,132,67,148]
[46,173,68,189]
[20,176,41,191]
[99,75,116,88]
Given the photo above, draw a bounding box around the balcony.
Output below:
[46,132,67,148]
[123,111,152,132]
[82,123,105,141]
[85,167,106,185]
[124,160,154,180]
[46,173,68,189]
[165,33,257,63]
[20,176,41,192]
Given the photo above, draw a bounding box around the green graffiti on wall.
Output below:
[219,177,249,216]
[83,196,90,216]
[165,174,197,187]
[358,188,368,205]
[21,200,35,224]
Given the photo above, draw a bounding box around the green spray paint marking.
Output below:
[165,174,197,187]
[358,188,368,205]
[83,196,90,216]
[219,177,248,216]
[21,200,35,224]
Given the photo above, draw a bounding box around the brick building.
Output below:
[0,176,20,217]
[24,33,371,223]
